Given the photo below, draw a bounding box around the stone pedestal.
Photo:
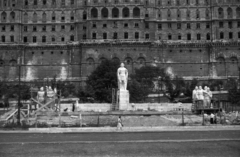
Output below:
[118,90,129,110]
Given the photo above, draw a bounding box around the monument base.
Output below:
[118,90,129,110]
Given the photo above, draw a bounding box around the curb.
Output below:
[0,125,240,133]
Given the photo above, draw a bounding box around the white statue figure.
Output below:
[203,86,208,107]
[197,86,204,100]
[192,86,199,102]
[47,86,55,109]
[37,87,45,109]
[117,63,128,91]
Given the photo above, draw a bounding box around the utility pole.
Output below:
[17,63,21,125]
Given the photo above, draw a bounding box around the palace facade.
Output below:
[0,0,240,84]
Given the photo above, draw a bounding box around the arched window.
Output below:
[133,7,140,17]
[216,57,225,64]
[227,7,233,19]
[237,8,240,19]
[33,12,38,23]
[91,7,98,18]
[10,12,15,22]
[83,11,87,20]
[177,9,181,20]
[125,57,133,65]
[42,12,47,23]
[186,10,190,19]
[137,57,146,65]
[196,9,200,19]
[112,7,119,18]
[158,0,162,5]
[87,57,95,65]
[1,12,7,23]
[230,57,238,64]
[206,9,210,19]
[101,7,108,18]
[99,57,106,64]
[9,59,17,66]
[24,12,28,23]
[112,57,120,63]
[218,8,224,19]
[123,7,130,18]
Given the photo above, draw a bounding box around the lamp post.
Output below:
[17,63,21,125]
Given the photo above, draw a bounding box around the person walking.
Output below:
[117,116,123,130]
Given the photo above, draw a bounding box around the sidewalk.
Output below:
[0,125,240,133]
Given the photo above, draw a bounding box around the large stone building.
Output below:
[0,0,240,85]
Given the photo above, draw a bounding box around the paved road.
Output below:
[0,131,240,157]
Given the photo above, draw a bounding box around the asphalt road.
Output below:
[0,131,240,157]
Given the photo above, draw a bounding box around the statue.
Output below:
[203,87,212,108]
[47,86,56,109]
[117,63,128,91]
[197,86,204,100]
[37,87,45,103]
[192,86,199,103]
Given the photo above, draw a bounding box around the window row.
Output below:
[218,7,240,19]
[90,7,140,18]
[0,0,16,8]
[24,0,75,7]
[1,11,15,22]
[22,35,75,43]
[23,11,75,23]
[1,25,16,32]
[157,23,211,30]
[22,25,75,32]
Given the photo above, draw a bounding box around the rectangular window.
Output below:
[70,35,74,41]
[70,25,75,31]
[145,33,149,39]
[61,37,65,42]
[52,25,55,31]
[177,23,181,29]
[135,32,139,39]
[103,24,107,28]
[229,32,233,39]
[43,0,47,5]
[61,16,65,22]
[2,36,5,42]
[33,26,37,32]
[61,25,65,30]
[145,23,149,29]
[206,23,210,29]
[187,34,191,40]
[92,23,97,28]
[42,26,46,32]
[2,26,6,32]
[124,32,128,39]
[24,26,28,32]
[52,16,56,21]
[178,34,181,40]
[103,33,107,39]
[228,22,232,29]
[33,36,37,43]
[135,23,139,28]
[124,23,128,28]
[187,23,191,29]
[10,25,14,31]
[168,23,172,29]
[196,23,200,29]
[238,32,240,39]
[197,34,201,40]
[24,36,28,43]
[238,22,240,28]
[219,22,224,28]
[71,0,74,5]
[158,24,162,30]
[10,36,14,42]
[92,33,96,39]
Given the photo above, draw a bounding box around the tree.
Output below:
[86,59,119,103]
